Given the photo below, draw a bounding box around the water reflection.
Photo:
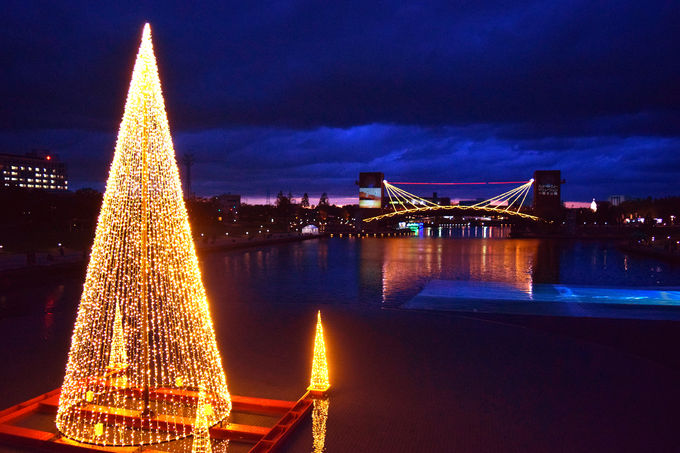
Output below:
[312,397,329,453]
[375,232,540,304]
[42,284,64,340]
[182,232,680,312]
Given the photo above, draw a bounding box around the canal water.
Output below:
[201,228,680,310]
[1,227,680,452]
[3,227,680,321]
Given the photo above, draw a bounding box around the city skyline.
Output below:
[1,1,678,202]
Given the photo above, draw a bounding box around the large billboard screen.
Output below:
[359,187,382,208]
[359,172,384,209]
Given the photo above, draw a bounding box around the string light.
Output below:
[56,23,231,446]
[308,311,330,393]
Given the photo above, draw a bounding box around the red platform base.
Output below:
[0,388,313,452]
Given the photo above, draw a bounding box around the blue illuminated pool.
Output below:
[404,280,680,320]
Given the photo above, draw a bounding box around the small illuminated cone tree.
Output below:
[308,311,330,394]
[107,303,128,370]
[56,23,231,446]
[191,387,212,453]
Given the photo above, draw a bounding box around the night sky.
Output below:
[1,1,678,204]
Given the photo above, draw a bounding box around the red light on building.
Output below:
[46,155,51,160]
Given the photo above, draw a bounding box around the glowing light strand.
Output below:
[56,23,231,446]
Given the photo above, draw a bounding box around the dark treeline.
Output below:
[0,188,360,252]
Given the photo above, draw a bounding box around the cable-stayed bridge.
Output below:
[362,179,543,222]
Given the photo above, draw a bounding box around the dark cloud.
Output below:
[2,125,676,202]
[0,1,678,201]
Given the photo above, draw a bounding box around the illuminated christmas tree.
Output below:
[308,311,330,393]
[56,23,231,446]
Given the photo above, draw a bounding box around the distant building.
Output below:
[422,192,451,206]
[608,195,625,206]
[213,193,241,223]
[358,172,384,209]
[0,150,68,191]
[533,170,562,219]
[456,199,508,207]
[215,193,241,210]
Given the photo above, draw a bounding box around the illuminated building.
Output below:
[56,24,231,446]
[0,150,68,191]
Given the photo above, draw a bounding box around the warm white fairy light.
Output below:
[56,23,231,446]
[308,311,330,392]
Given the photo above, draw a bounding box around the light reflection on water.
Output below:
[3,226,680,325]
[201,227,680,309]
[312,397,329,453]
[42,284,64,340]
[378,234,537,304]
